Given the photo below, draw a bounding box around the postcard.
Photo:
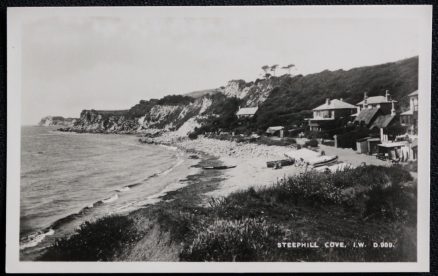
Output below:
[6,5,432,272]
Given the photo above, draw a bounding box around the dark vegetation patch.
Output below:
[157,95,195,106]
[256,56,417,130]
[180,165,416,262]
[38,215,142,261]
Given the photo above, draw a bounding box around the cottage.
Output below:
[400,90,418,134]
[355,91,397,115]
[377,141,415,162]
[236,106,258,119]
[354,91,398,134]
[266,126,284,137]
[307,98,357,131]
[356,137,381,155]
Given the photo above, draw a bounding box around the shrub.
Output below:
[304,138,318,148]
[38,215,141,261]
[363,174,416,223]
[209,165,412,209]
[155,209,200,243]
[335,126,371,150]
[180,218,283,261]
[157,95,195,106]
[401,160,418,172]
[188,132,198,140]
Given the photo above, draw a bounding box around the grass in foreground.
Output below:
[39,215,143,261]
[40,165,416,262]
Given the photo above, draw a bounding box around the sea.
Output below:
[20,126,198,260]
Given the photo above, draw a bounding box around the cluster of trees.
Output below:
[261,64,295,78]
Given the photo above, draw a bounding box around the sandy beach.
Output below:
[148,133,392,202]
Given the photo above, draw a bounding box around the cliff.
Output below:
[55,56,418,135]
[38,116,77,127]
[62,96,214,135]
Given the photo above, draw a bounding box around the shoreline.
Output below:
[30,130,415,262]
[20,131,226,261]
[31,129,413,262]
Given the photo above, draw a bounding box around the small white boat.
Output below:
[308,155,338,167]
[314,162,354,172]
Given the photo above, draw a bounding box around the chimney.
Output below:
[340,98,343,102]
[391,100,396,116]
[363,92,368,107]
[326,98,330,105]
[385,90,390,101]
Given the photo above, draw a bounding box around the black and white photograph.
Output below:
[6,5,432,273]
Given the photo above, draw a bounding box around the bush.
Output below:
[38,215,141,261]
[188,132,198,140]
[180,218,283,261]
[364,182,416,223]
[213,165,412,208]
[179,165,416,262]
[304,138,318,148]
[335,126,371,150]
[157,95,195,106]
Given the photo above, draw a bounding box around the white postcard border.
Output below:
[6,5,432,273]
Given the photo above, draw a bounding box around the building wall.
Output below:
[410,96,418,112]
[358,102,392,115]
[313,110,331,119]
[333,108,356,118]
[313,108,356,119]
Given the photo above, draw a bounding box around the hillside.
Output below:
[184,88,222,99]
[54,56,418,135]
[245,56,418,130]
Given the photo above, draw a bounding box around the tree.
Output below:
[282,64,295,75]
[270,64,279,76]
[261,65,270,76]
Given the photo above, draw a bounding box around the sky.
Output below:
[16,7,421,125]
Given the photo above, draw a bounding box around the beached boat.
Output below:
[266,159,295,168]
[314,161,354,172]
[308,155,338,167]
[202,165,236,170]
[284,148,320,161]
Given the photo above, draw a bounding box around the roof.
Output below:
[400,110,414,116]
[370,114,396,129]
[236,107,258,116]
[313,99,356,111]
[408,90,418,97]
[266,126,284,134]
[378,142,408,148]
[357,96,397,105]
[354,108,380,126]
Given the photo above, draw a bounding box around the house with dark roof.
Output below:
[370,114,397,130]
[353,90,399,131]
[400,90,418,134]
[354,108,381,128]
[355,90,397,115]
[307,98,357,131]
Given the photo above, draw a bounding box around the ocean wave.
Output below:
[158,159,185,176]
[159,144,178,151]
[102,193,118,203]
[116,187,130,192]
[20,146,189,253]
[20,229,55,250]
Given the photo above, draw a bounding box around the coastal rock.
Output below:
[63,96,214,135]
[38,116,77,127]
